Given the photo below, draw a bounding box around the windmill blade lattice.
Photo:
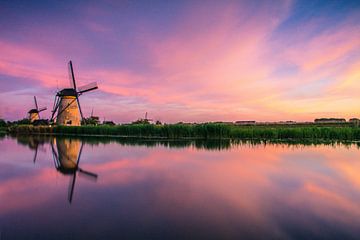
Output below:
[78,82,98,94]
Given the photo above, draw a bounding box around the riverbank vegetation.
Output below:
[0,119,7,133]
[7,123,360,141]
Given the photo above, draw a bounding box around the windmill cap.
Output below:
[57,88,77,97]
[28,109,38,114]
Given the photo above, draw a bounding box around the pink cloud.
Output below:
[0,1,360,122]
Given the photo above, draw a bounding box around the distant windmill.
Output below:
[28,96,47,123]
[144,112,152,123]
[144,112,153,122]
[87,107,100,125]
[50,61,98,126]
[51,138,98,203]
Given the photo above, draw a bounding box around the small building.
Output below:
[235,120,256,125]
[103,121,115,126]
[314,118,346,124]
[213,121,233,125]
[278,121,297,125]
[349,118,360,123]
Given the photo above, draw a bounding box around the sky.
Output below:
[0,0,359,123]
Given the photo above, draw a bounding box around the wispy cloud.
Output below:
[0,0,359,121]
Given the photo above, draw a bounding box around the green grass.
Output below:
[7,123,360,141]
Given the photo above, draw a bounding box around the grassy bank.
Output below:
[7,123,360,141]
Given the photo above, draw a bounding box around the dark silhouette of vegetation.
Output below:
[33,119,49,126]
[81,116,101,125]
[7,134,360,151]
[0,119,8,133]
[0,119,7,127]
[132,119,151,124]
[10,118,31,125]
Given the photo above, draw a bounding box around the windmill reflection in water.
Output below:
[16,135,47,164]
[50,138,98,203]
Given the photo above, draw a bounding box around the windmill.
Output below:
[50,138,98,203]
[50,61,98,126]
[144,112,153,123]
[88,107,100,125]
[145,112,152,121]
[28,96,47,123]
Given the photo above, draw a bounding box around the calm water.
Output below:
[0,135,360,239]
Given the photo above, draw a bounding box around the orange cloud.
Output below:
[0,1,359,122]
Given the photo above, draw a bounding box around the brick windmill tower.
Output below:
[28,96,47,123]
[50,61,98,126]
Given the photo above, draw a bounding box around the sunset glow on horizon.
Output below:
[0,0,359,123]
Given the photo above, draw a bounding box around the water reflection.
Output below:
[15,135,49,163]
[1,135,360,239]
[12,134,360,150]
[13,135,98,203]
[51,138,98,203]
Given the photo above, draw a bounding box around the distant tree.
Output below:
[0,119,6,127]
[33,119,49,126]
[155,120,162,125]
[82,116,100,125]
[11,118,31,125]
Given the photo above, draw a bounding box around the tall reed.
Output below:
[8,124,360,141]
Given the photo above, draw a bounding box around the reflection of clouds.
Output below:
[88,143,360,233]
[0,168,64,214]
[303,183,360,220]
[1,139,360,237]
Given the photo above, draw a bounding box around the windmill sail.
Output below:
[78,169,98,180]
[68,63,74,89]
[34,96,39,110]
[38,107,47,112]
[78,82,98,94]
[33,146,38,163]
[69,61,77,90]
